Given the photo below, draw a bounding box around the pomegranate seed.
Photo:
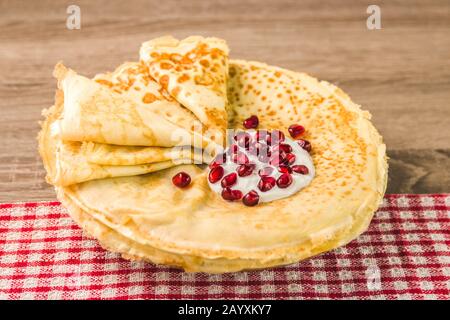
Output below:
[283,144,293,153]
[285,153,296,165]
[277,173,293,188]
[172,172,191,188]
[258,176,276,192]
[221,188,243,201]
[242,190,260,206]
[297,139,312,152]
[208,166,224,183]
[270,130,285,145]
[292,165,309,175]
[221,172,237,188]
[232,152,249,165]
[209,153,226,169]
[243,115,259,129]
[278,165,292,174]
[288,124,305,139]
[237,163,256,177]
[258,166,274,177]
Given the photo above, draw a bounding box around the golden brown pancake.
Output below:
[140,36,229,146]
[39,59,387,272]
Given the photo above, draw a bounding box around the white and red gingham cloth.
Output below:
[0,194,449,300]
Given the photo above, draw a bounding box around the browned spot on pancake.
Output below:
[180,55,193,65]
[95,79,113,87]
[177,74,190,83]
[229,67,237,78]
[160,62,173,70]
[262,96,267,101]
[150,52,159,58]
[277,93,282,98]
[170,53,182,62]
[159,75,169,89]
[171,86,181,97]
[274,71,282,78]
[142,93,158,104]
[200,59,210,68]
[210,48,222,59]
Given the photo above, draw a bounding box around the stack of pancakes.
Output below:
[39,36,388,273]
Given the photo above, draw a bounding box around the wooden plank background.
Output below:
[0,0,449,201]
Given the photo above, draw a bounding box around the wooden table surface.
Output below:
[0,0,449,202]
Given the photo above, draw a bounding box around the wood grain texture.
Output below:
[0,0,449,202]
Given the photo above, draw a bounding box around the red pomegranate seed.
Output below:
[208,166,224,183]
[258,166,274,177]
[292,165,309,175]
[209,153,226,169]
[258,176,276,192]
[232,152,249,165]
[221,172,237,188]
[221,188,243,201]
[237,163,256,177]
[285,153,296,165]
[242,190,260,206]
[243,115,259,129]
[277,143,293,153]
[288,124,305,139]
[278,165,292,174]
[270,130,285,145]
[277,173,293,188]
[297,139,312,152]
[172,172,191,188]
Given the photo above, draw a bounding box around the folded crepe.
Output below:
[39,94,205,186]
[82,61,212,166]
[50,59,387,273]
[52,62,216,148]
[140,36,229,147]
[80,142,207,166]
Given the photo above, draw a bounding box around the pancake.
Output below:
[40,59,387,272]
[140,36,229,148]
[80,142,207,166]
[52,62,216,148]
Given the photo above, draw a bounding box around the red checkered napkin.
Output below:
[0,194,449,300]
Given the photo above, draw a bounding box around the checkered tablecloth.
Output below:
[0,194,449,300]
